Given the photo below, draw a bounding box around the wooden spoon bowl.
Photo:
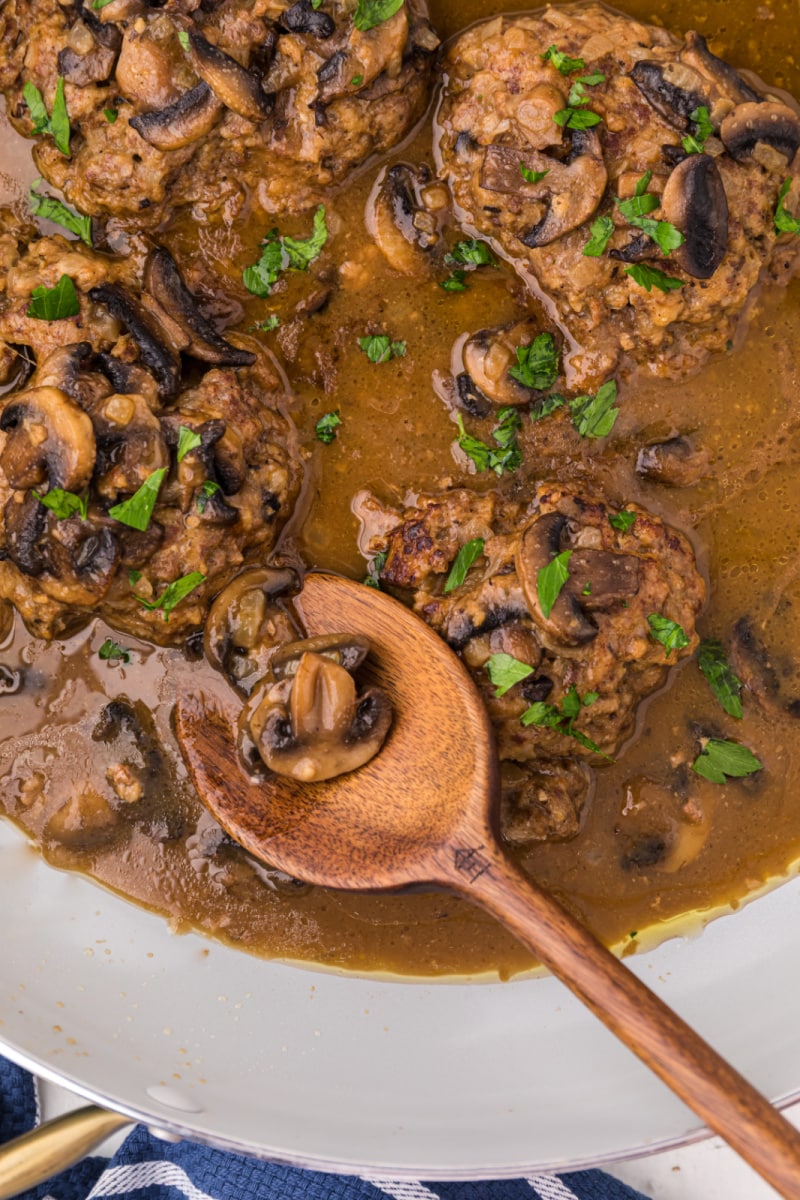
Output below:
[176,572,800,1200]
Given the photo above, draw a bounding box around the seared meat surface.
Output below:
[436,2,800,385]
[0,227,300,642]
[0,0,439,221]
[362,483,704,842]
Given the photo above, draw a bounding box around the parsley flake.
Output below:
[358,335,406,363]
[242,206,328,296]
[486,652,534,697]
[508,332,560,391]
[583,214,615,257]
[103,107,118,123]
[692,738,762,784]
[697,640,743,719]
[29,183,92,246]
[609,510,637,534]
[647,613,690,656]
[351,74,364,86]
[196,480,220,514]
[520,685,609,757]
[99,638,131,664]
[570,379,619,438]
[440,269,469,292]
[133,571,206,620]
[364,549,387,589]
[682,106,714,155]
[108,468,167,532]
[176,425,202,462]
[455,410,522,476]
[541,45,586,74]
[444,537,484,593]
[530,393,567,422]
[33,487,88,520]
[625,263,684,292]
[520,163,549,184]
[353,0,404,32]
[23,76,71,156]
[537,549,571,618]
[775,178,800,236]
[177,30,190,51]
[26,274,80,321]
[445,239,497,268]
[315,410,341,444]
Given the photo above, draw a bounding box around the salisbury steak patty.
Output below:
[436,2,800,385]
[0,229,300,643]
[362,483,704,842]
[0,0,439,221]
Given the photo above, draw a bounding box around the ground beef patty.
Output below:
[0,227,301,643]
[435,2,800,387]
[361,482,705,843]
[0,0,439,222]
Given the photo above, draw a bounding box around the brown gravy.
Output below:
[1,0,799,978]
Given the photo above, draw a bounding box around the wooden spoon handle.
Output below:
[449,847,800,1199]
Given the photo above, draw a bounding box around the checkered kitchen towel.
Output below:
[0,1056,650,1200]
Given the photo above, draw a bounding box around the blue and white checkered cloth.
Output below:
[0,1056,650,1200]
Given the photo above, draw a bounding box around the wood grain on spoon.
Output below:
[176,572,800,1200]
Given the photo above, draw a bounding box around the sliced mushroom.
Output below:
[517,512,598,648]
[720,101,800,163]
[630,60,706,131]
[0,385,95,492]
[144,249,256,367]
[680,31,762,107]
[500,758,588,844]
[636,435,710,487]
[88,284,181,399]
[115,21,185,109]
[278,0,335,39]
[609,232,663,264]
[496,130,607,248]
[272,632,370,678]
[130,82,223,151]
[41,520,120,606]
[94,354,160,408]
[31,342,113,410]
[729,616,800,719]
[3,492,47,575]
[90,391,169,499]
[204,566,299,694]
[564,548,641,610]
[368,164,440,276]
[247,649,392,782]
[187,32,271,122]
[461,319,556,407]
[454,372,492,418]
[58,16,122,86]
[661,154,728,279]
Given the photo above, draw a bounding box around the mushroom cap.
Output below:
[130,82,223,151]
[204,566,299,694]
[0,385,96,492]
[461,318,551,407]
[629,60,704,132]
[58,16,121,86]
[661,154,729,279]
[272,632,371,679]
[720,101,800,163]
[88,284,181,399]
[187,32,271,123]
[368,163,439,277]
[517,512,598,649]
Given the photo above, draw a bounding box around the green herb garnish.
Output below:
[692,738,762,784]
[537,548,571,618]
[682,106,714,155]
[583,214,615,257]
[541,45,586,74]
[103,107,118,123]
[455,409,522,475]
[521,684,608,756]
[364,549,387,589]
[775,178,800,236]
[609,510,636,534]
[23,77,71,156]
[29,183,91,246]
[647,613,690,656]
[242,206,328,296]
[508,332,559,392]
[625,263,684,292]
[697,640,743,719]
[444,537,484,593]
[520,163,549,184]
[351,74,364,86]
[108,468,167,531]
[315,410,341,444]
[26,274,80,321]
[353,0,404,32]
[615,174,684,254]
[196,480,221,514]
[176,426,202,462]
[486,652,534,697]
[177,30,190,51]
[282,205,328,270]
[445,239,497,268]
[32,487,88,520]
[133,571,206,620]
[99,638,131,664]
[570,379,619,438]
[358,335,406,363]
[554,73,604,130]
[530,393,567,422]
[440,269,469,291]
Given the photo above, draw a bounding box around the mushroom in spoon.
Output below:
[175,572,800,1199]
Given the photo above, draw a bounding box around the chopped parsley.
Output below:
[486,652,534,697]
[108,468,167,532]
[616,171,659,221]
[554,73,605,130]
[440,269,469,291]
[445,239,497,268]
[647,613,690,656]
[196,480,220,514]
[353,0,404,32]
[358,335,406,362]
[570,379,619,438]
[133,571,206,620]
[176,425,202,462]
[99,638,131,664]
[520,163,549,184]
[315,410,341,443]
[615,174,684,254]
[530,392,567,422]
[541,45,586,75]
[251,314,281,332]
[444,537,484,594]
[775,178,800,236]
[682,106,714,156]
[692,738,762,784]
[625,263,684,292]
[177,30,190,51]
[29,183,92,246]
[351,74,364,86]
[23,77,70,156]
[103,107,118,123]
[26,274,80,321]
[521,685,607,756]
[583,214,615,257]
[697,640,743,719]
[508,332,560,392]
[455,407,522,476]
[363,549,387,589]
[33,487,88,520]
[92,0,117,8]
[537,548,571,618]
[609,510,637,534]
[242,206,328,296]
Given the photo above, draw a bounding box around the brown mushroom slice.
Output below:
[58,16,121,86]
[517,512,597,648]
[461,319,552,408]
[41,520,120,606]
[483,131,606,249]
[720,102,800,164]
[679,31,762,107]
[728,616,800,719]
[565,549,641,610]
[144,249,256,368]
[187,32,271,122]
[3,492,48,576]
[368,164,440,276]
[0,385,95,492]
[130,82,223,151]
[272,633,371,679]
[661,154,728,279]
[204,566,299,694]
[636,435,710,487]
[88,284,181,400]
[278,0,335,39]
[629,60,705,132]
[90,391,169,500]
[248,650,392,783]
[32,342,113,409]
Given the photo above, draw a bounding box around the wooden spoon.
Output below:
[175,571,800,1198]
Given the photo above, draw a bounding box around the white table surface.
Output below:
[39,1079,800,1198]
